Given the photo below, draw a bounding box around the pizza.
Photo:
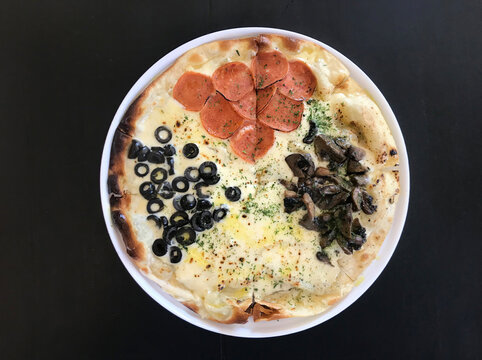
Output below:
[107,34,400,323]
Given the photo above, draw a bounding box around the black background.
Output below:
[1,0,481,359]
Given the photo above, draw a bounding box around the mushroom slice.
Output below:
[317,191,350,210]
[299,193,318,230]
[351,187,363,211]
[285,153,315,178]
[347,159,368,174]
[337,204,353,239]
[350,174,370,186]
[283,197,304,213]
[314,134,347,163]
[346,145,366,161]
[360,189,377,214]
[350,218,367,249]
[317,184,341,196]
[316,250,333,266]
[279,179,297,192]
[284,190,298,198]
[314,166,331,177]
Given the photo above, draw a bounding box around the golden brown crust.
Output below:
[182,300,251,324]
[111,209,145,260]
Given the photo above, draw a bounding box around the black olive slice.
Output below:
[203,174,220,185]
[172,177,189,193]
[147,150,165,164]
[176,227,196,246]
[154,126,172,144]
[199,161,217,180]
[172,196,183,211]
[196,199,212,211]
[157,181,174,199]
[225,186,241,201]
[194,182,210,199]
[134,163,149,177]
[137,146,150,162]
[128,139,143,159]
[150,168,168,184]
[169,246,182,263]
[151,146,165,154]
[184,167,200,182]
[198,210,214,230]
[182,143,199,159]
[303,121,317,144]
[190,212,204,232]
[152,238,168,257]
[163,144,176,156]
[170,211,189,227]
[159,215,168,228]
[213,208,228,222]
[140,182,156,200]
[180,194,197,211]
[147,215,162,228]
[163,225,177,244]
[166,157,175,175]
[147,198,164,214]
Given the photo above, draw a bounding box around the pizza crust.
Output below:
[107,34,400,323]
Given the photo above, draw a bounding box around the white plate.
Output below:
[100,27,410,338]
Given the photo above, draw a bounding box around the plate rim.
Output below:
[99,27,410,338]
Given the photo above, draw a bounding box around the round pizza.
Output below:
[108,34,400,323]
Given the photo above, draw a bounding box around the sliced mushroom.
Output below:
[319,227,336,247]
[336,236,353,255]
[351,187,363,211]
[346,146,366,161]
[314,134,347,163]
[283,197,304,213]
[299,193,318,230]
[316,250,333,266]
[347,159,368,174]
[337,204,353,239]
[317,191,350,210]
[314,166,331,177]
[279,179,297,192]
[284,190,298,198]
[285,153,315,178]
[360,189,377,214]
[350,174,370,186]
[350,218,367,249]
[318,184,341,196]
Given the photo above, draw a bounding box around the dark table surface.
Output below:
[1,0,481,359]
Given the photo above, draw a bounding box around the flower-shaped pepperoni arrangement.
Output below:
[172,50,316,163]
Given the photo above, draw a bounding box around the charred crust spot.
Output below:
[111,210,144,260]
[107,174,122,196]
[117,93,145,136]
[377,151,388,164]
[389,149,398,156]
[108,129,132,181]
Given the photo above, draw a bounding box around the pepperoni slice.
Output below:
[172,72,215,111]
[277,60,317,101]
[257,91,304,132]
[230,89,256,120]
[252,50,288,89]
[256,85,276,114]
[230,121,275,163]
[200,92,244,139]
[212,62,254,101]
